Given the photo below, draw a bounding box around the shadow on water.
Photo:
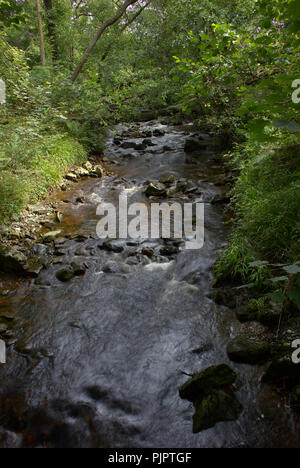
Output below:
[0,122,299,448]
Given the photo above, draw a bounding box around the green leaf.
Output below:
[270,276,289,283]
[282,264,300,275]
[236,283,257,290]
[249,260,269,267]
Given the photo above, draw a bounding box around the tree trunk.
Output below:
[101,0,152,63]
[36,0,46,66]
[71,0,139,83]
[43,0,58,62]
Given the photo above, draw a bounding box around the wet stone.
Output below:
[160,245,179,256]
[71,262,86,277]
[179,364,237,401]
[179,364,242,433]
[145,182,167,197]
[56,267,74,282]
[100,241,124,253]
[192,389,243,433]
[227,336,271,365]
[43,231,63,243]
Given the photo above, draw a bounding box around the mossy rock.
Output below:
[236,305,258,323]
[179,364,237,401]
[71,262,86,277]
[193,389,243,433]
[227,336,271,364]
[0,248,27,274]
[56,267,74,282]
[159,174,177,186]
[145,182,167,197]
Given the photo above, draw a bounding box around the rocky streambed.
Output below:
[0,121,299,448]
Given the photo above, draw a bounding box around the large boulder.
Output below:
[0,247,42,277]
[179,364,237,401]
[179,364,242,433]
[0,247,28,274]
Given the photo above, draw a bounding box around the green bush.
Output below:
[0,131,86,222]
[216,139,300,288]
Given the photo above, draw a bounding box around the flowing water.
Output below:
[0,122,299,448]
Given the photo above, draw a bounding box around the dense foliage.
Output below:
[0,0,299,309]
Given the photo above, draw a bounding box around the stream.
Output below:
[0,122,299,448]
